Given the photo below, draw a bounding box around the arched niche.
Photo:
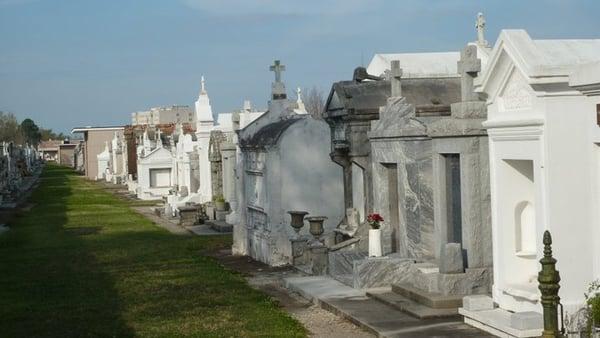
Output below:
[514,200,536,256]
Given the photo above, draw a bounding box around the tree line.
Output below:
[0,111,65,146]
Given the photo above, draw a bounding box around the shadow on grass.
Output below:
[0,164,135,337]
[0,165,306,337]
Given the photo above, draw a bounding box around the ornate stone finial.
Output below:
[543,230,552,251]
[390,60,403,97]
[476,12,489,47]
[270,60,287,100]
[538,230,564,337]
[200,75,206,95]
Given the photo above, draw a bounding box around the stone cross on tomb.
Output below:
[458,45,481,102]
[390,60,403,97]
[270,60,287,99]
[476,12,489,47]
[270,60,286,83]
[156,128,163,148]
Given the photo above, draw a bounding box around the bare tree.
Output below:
[0,111,23,144]
[302,86,326,120]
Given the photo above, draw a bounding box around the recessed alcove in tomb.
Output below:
[515,201,535,256]
[150,168,171,188]
[497,159,537,289]
[383,163,399,253]
[443,153,462,246]
[351,163,366,222]
[502,159,536,258]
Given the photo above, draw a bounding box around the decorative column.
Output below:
[538,230,564,338]
[221,142,237,206]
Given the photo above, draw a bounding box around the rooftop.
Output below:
[367,52,460,79]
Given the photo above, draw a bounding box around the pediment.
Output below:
[477,30,540,104]
[140,147,172,163]
[326,90,344,111]
[498,67,533,111]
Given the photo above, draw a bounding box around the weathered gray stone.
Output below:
[457,45,481,102]
[462,294,494,311]
[439,243,464,274]
[179,205,200,226]
[291,237,310,266]
[510,311,543,330]
[324,75,390,250]
[215,210,229,221]
[309,244,329,275]
[352,255,414,289]
[208,130,226,199]
[449,101,487,119]
[436,267,491,295]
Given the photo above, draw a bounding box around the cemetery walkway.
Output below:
[0,165,306,337]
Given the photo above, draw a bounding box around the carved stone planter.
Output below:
[306,216,327,240]
[288,211,309,234]
[215,201,226,211]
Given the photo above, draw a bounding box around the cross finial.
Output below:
[296,87,302,102]
[390,60,403,97]
[476,12,488,47]
[458,45,481,102]
[270,60,285,83]
[201,75,206,94]
[156,128,162,148]
[269,60,287,99]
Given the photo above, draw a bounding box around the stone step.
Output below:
[207,220,233,233]
[391,283,463,309]
[331,273,353,287]
[367,288,459,319]
[284,276,492,337]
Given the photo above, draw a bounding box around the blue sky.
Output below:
[1,0,600,133]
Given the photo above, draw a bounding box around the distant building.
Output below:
[58,141,78,167]
[38,140,65,162]
[131,105,195,126]
[71,126,124,180]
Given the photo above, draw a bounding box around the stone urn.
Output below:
[368,229,382,257]
[288,211,309,234]
[306,216,327,240]
[215,201,226,211]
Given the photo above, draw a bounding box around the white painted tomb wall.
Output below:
[479,29,600,315]
[136,146,174,200]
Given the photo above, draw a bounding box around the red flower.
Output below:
[367,213,384,222]
[367,213,384,229]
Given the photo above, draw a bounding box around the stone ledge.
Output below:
[207,220,233,233]
[459,307,542,338]
[392,283,463,309]
[367,288,459,319]
[284,276,492,337]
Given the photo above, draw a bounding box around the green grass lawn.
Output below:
[0,165,306,337]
